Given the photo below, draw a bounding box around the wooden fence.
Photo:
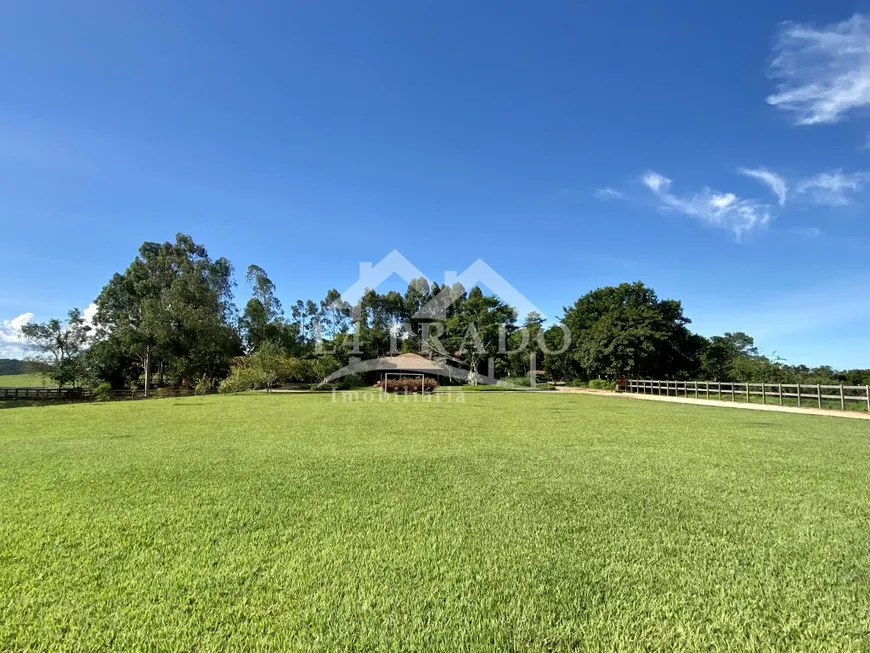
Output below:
[0,387,164,402]
[625,379,870,412]
[0,387,93,401]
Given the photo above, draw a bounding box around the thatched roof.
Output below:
[368,353,445,373]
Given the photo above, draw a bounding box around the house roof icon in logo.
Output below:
[335,250,429,308]
[331,250,544,321]
[416,259,544,321]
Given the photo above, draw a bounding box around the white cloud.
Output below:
[82,302,97,328]
[641,171,671,193]
[641,170,772,239]
[767,14,870,125]
[795,169,868,205]
[594,186,626,200]
[0,312,34,358]
[738,167,788,206]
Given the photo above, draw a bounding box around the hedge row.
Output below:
[382,378,439,393]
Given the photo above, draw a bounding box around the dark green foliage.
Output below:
[588,379,615,390]
[0,360,25,375]
[92,382,113,402]
[560,282,700,380]
[92,234,242,389]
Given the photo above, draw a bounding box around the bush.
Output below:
[337,374,366,390]
[568,379,588,388]
[588,379,615,390]
[194,376,214,396]
[219,369,257,394]
[383,378,439,394]
[92,382,114,402]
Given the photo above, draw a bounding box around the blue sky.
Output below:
[1,1,869,367]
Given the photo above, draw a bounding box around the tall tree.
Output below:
[240,265,284,352]
[94,234,241,394]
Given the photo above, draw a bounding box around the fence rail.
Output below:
[0,386,208,402]
[625,379,870,412]
[0,387,93,401]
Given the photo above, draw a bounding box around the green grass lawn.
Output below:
[1,393,869,650]
[0,373,53,388]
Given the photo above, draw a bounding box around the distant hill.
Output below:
[0,359,25,375]
[0,359,51,375]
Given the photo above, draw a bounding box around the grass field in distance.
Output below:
[1,391,869,650]
[0,373,53,388]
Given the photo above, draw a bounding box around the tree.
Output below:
[20,308,92,388]
[561,282,698,380]
[698,332,758,380]
[240,265,284,352]
[507,312,546,378]
[440,286,517,383]
[94,234,241,394]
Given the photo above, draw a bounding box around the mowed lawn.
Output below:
[1,393,869,651]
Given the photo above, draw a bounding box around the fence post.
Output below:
[705,382,710,399]
[817,384,822,409]
[761,382,766,405]
[797,384,801,408]
[745,383,749,403]
[866,385,870,412]
[731,383,735,401]
[716,381,720,399]
[694,382,698,399]
[778,384,783,406]
[840,385,846,411]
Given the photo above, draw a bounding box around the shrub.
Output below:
[568,379,588,388]
[383,378,439,394]
[194,376,214,395]
[588,379,615,391]
[337,374,366,390]
[92,382,114,402]
[219,369,258,394]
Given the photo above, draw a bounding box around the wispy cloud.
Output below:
[641,171,772,239]
[767,14,870,125]
[594,186,626,200]
[738,167,788,206]
[793,226,823,238]
[795,169,868,205]
[0,313,34,358]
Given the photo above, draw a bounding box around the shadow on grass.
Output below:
[0,399,91,410]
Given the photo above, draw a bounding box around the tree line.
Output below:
[17,233,870,390]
